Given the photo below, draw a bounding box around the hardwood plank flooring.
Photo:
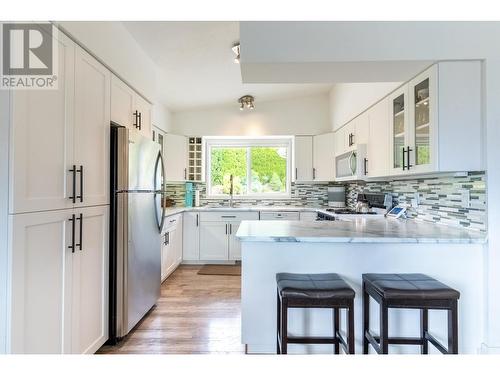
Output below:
[98,265,245,354]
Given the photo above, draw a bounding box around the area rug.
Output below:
[197,264,241,276]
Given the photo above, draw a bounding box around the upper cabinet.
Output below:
[111,75,152,138]
[312,133,335,181]
[294,136,314,182]
[187,137,205,182]
[9,34,110,214]
[389,62,482,176]
[164,133,188,182]
[366,98,390,178]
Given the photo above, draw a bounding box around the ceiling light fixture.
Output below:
[238,95,255,111]
[232,43,240,64]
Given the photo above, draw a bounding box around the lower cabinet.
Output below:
[9,205,108,354]
[161,214,183,281]
[182,212,200,261]
[199,211,259,262]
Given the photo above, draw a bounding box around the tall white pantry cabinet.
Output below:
[1,31,110,353]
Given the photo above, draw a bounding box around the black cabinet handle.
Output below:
[133,110,139,128]
[76,213,83,251]
[364,158,368,175]
[164,232,169,245]
[221,215,236,218]
[295,167,298,180]
[68,165,76,203]
[196,214,199,227]
[402,148,407,170]
[225,224,228,235]
[76,165,83,203]
[313,168,316,180]
[406,146,413,170]
[138,112,142,130]
[230,224,232,235]
[184,168,187,180]
[68,214,76,253]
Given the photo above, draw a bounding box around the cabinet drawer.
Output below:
[163,213,182,232]
[199,211,259,222]
[260,211,300,220]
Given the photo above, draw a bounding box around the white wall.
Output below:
[171,93,331,136]
[58,21,173,133]
[329,82,401,131]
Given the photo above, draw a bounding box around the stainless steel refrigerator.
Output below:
[109,124,166,342]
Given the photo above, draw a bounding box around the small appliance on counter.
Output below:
[185,182,194,207]
[328,186,346,208]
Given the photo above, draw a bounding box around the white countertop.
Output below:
[163,205,322,217]
[235,218,486,244]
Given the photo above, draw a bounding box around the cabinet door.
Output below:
[9,32,75,214]
[71,205,108,354]
[173,215,183,265]
[183,212,200,261]
[164,134,187,182]
[389,86,410,175]
[334,128,345,156]
[408,65,438,174]
[111,75,134,128]
[9,209,73,353]
[294,136,313,181]
[355,112,369,145]
[367,99,390,178]
[313,133,335,182]
[74,46,110,208]
[135,95,152,139]
[199,222,228,261]
[228,222,241,261]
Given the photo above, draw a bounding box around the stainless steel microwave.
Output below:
[335,144,367,181]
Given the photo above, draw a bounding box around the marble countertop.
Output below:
[235,218,487,244]
[163,205,323,217]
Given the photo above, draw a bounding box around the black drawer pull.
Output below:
[76,165,83,203]
[68,214,76,253]
[68,165,76,203]
[76,213,83,251]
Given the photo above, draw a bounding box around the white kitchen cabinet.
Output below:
[389,62,482,176]
[366,98,390,178]
[312,133,335,182]
[9,31,75,214]
[260,211,300,220]
[9,35,111,214]
[74,46,110,208]
[199,211,259,262]
[111,75,152,138]
[294,136,313,182]
[228,221,242,261]
[70,205,109,354]
[199,222,229,261]
[164,134,188,182]
[182,212,200,261]
[354,111,369,145]
[299,211,318,221]
[9,206,108,354]
[161,214,183,281]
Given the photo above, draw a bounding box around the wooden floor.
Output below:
[98,265,245,354]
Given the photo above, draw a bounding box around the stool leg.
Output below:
[348,301,355,354]
[420,308,429,354]
[448,300,458,354]
[333,308,340,354]
[362,282,370,354]
[281,297,288,354]
[276,290,281,354]
[380,301,389,354]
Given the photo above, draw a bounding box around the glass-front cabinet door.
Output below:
[389,86,409,175]
[408,65,437,173]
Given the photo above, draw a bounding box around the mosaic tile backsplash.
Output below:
[165,171,487,231]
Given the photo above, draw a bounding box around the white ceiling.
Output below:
[122,22,332,112]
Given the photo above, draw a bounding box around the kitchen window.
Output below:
[205,137,292,198]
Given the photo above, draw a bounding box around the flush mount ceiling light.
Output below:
[232,43,240,64]
[238,95,255,110]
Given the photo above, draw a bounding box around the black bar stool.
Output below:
[276,273,355,354]
[362,273,460,354]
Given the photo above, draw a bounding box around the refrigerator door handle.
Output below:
[154,151,166,233]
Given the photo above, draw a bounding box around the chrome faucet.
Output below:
[229,174,234,208]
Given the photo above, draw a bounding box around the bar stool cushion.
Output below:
[363,273,460,300]
[276,273,355,300]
